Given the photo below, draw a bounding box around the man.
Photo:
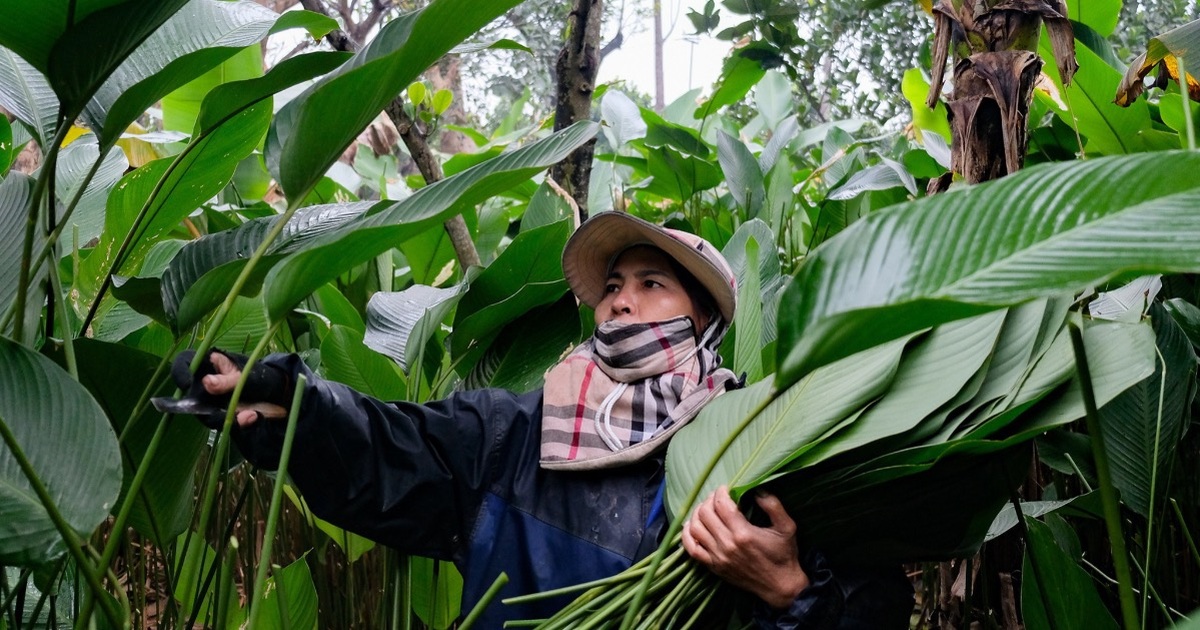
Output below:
[179,212,911,627]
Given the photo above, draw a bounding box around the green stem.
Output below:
[0,568,31,617]
[619,391,775,630]
[0,415,126,629]
[1069,323,1139,630]
[13,118,70,342]
[1171,499,1200,570]
[27,143,107,282]
[247,373,307,629]
[459,572,509,630]
[1180,55,1196,151]
[1141,345,1168,630]
[47,256,76,378]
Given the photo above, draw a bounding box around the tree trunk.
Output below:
[927,0,1077,187]
[552,0,603,223]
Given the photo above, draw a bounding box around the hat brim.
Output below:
[562,213,736,322]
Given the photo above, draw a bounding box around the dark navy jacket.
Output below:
[234,354,912,628]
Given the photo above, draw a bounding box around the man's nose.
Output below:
[611,287,634,313]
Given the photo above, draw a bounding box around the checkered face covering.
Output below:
[540,315,737,470]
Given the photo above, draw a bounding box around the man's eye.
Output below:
[643,280,661,288]
[605,284,620,293]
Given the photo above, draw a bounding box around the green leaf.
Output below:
[1067,0,1120,37]
[451,221,571,356]
[644,146,723,200]
[431,88,453,116]
[163,202,372,330]
[411,557,463,630]
[644,110,710,158]
[1021,518,1119,630]
[731,236,764,382]
[522,181,574,232]
[321,325,407,401]
[798,311,1006,466]
[1164,297,1200,349]
[1099,305,1196,517]
[0,174,43,343]
[250,556,320,630]
[408,82,427,106]
[78,100,272,308]
[267,0,525,199]
[666,336,909,518]
[0,337,122,566]
[826,155,916,201]
[717,130,765,216]
[464,294,582,393]
[0,48,59,146]
[776,152,1200,386]
[449,38,532,55]
[600,90,647,149]
[161,45,265,136]
[754,70,792,128]
[212,296,269,352]
[694,50,767,120]
[173,534,243,627]
[55,136,129,245]
[722,219,783,347]
[0,0,191,117]
[365,283,469,372]
[263,122,598,322]
[901,68,951,145]
[84,0,287,147]
[46,339,206,544]
[1036,35,1176,156]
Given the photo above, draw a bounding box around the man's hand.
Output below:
[200,352,286,427]
[164,350,289,428]
[681,485,809,610]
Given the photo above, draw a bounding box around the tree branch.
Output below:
[299,0,481,269]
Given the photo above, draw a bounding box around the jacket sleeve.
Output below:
[753,550,913,629]
[230,353,539,559]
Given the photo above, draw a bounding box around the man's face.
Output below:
[594,246,708,329]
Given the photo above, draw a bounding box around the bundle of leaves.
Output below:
[516,302,1154,628]
[507,148,1200,627]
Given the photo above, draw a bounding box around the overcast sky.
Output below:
[595,0,730,106]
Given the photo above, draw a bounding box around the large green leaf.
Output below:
[46,339,206,544]
[0,337,122,567]
[776,152,1200,386]
[173,534,243,627]
[251,556,320,630]
[412,557,463,630]
[1067,0,1120,37]
[267,0,525,199]
[1036,35,1176,156]
[365,283,469,371]
[321,325,408,401]
[464,295,582,394]
[263,122,598,322]
[730,236,765,382]
[55,137,129,245]
[1021,518,1119,630]
[78,100,272,308]
[796,311,1006,465]
[451,221,571,355]
[1099,305,1196,517]
[83,0,290,146]
[0,174,43,343]
[162,201,372,330]
[283,485,375,562]
[665,336,909,518]
[0,0,191,118]
[717,130,765,216]
[0,48,59,145]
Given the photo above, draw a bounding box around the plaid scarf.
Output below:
[540,316,738,470]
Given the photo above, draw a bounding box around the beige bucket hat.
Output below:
[562,212,737,323]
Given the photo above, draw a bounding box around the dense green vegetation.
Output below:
[1,0,1200,628]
